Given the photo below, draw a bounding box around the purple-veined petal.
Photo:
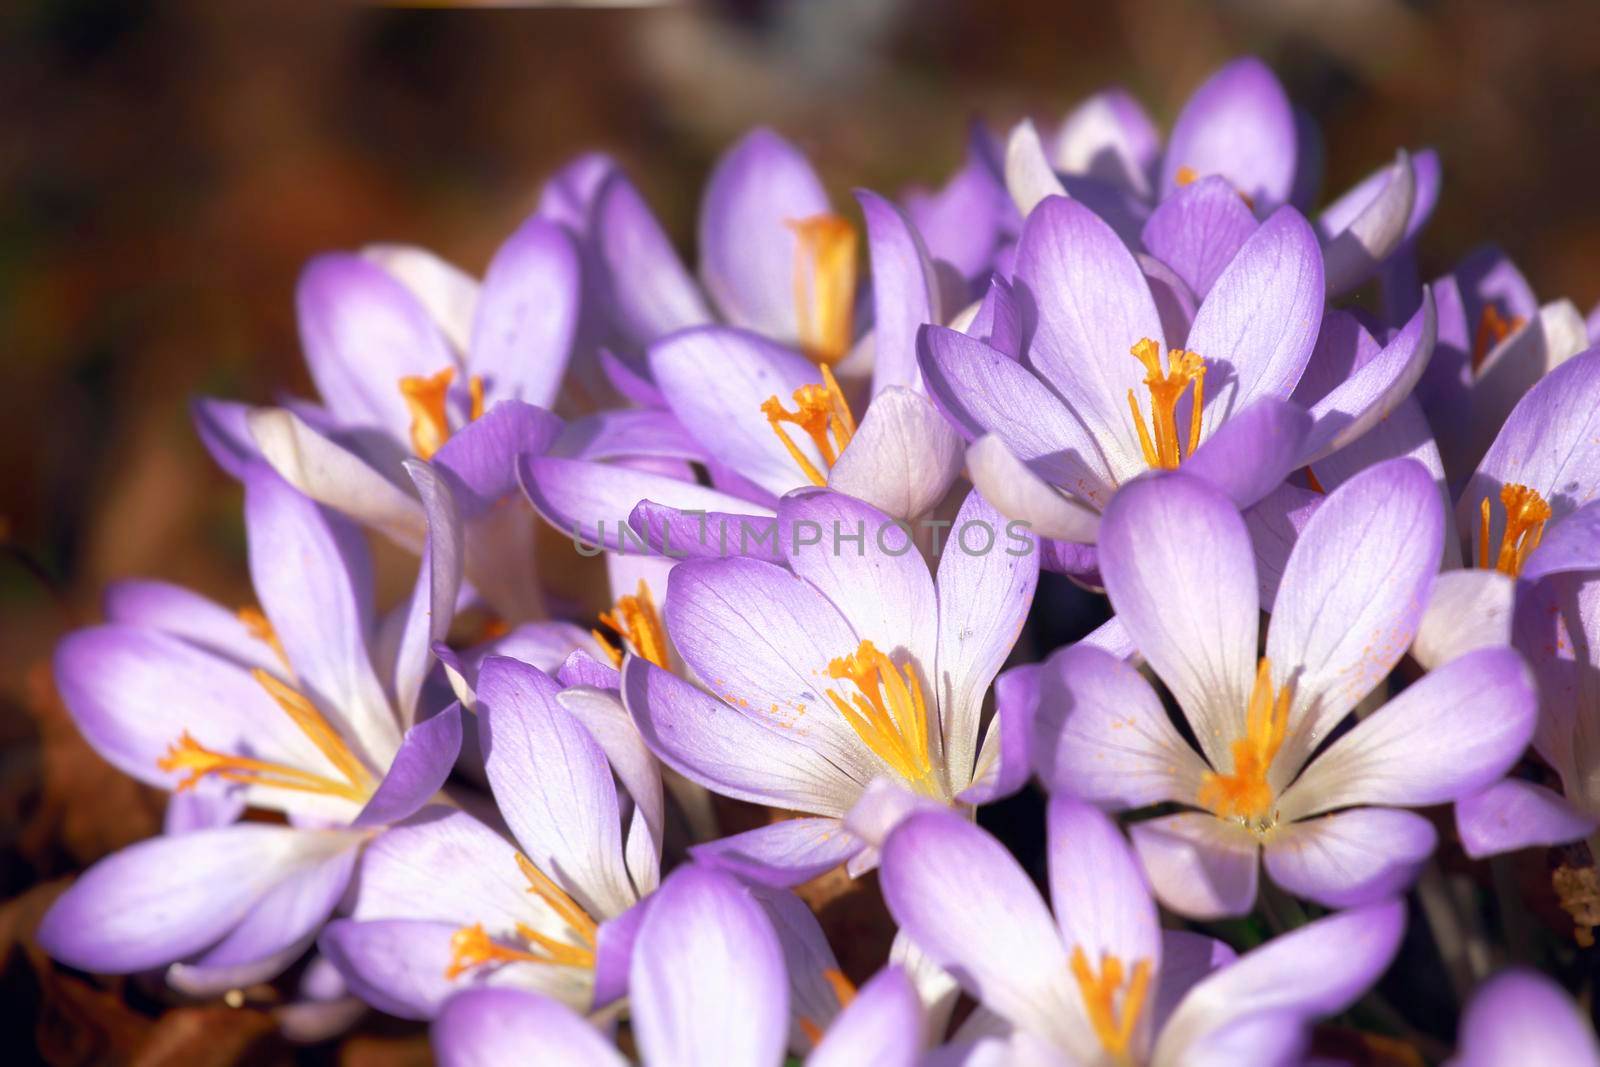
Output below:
[1150,930,1236,1034]
[1454,969,1600,1067]
[1465,302,1592,481]
[1159,57,1297,211]
[592,896,650,1010]
[432,400,563,518]
[859,189,942,394]
[829,388,963,521]
[192,396,260,478]
[1181,397,1312,510]
[468,217,579,409]
[809,966,924,1067]
[593,171,713,348]
[961,661,1039,806]
[353,704,463,829]
[1129,813,1260,920]
[1523,501,1600,583]
[1052,88,1159,199]
[164,790,246,834]
[627,499,783,563]
[346,807,536,928]
[1457,779,1597,859]
[1140,252,1198,349]
[557,684,665,896]
[1003,119,1067,217]
[1319,151,1416,297]
[103,578,281,674]
[744,884,845,1053]
[363,243,478,356]
[553,408,705,465]
[1412,569,1515,670]
[1141,175,1258,300]
[965,435,1103,544]
[1263,807,1435,909]
[433,987,626,1067]
[182,838,359,971]
[389,461,464,725]
[690,817,861,888]
[1242,481,1323,607]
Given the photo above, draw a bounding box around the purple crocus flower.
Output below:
[430,865,925,1067]
[318,656,661,1019]
[1449,970,1600,1067]
[621,487,1037,885]
[37,465,465,990]
[879,798,1405,1066]
[1032,459,1535,918]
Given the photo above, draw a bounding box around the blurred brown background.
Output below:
[2,0,1600,1061]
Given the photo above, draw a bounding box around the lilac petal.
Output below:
[1151,930,1237,1033]
[1003,119,1068,217]
[631,865,790,1067]
[843,778,946,857]
[592,896,650,1010]
[1141,175,1258,299]
[1466,303,1593,479]
[742,884,844,1052]
[1412,569,1515,670]
[103,578,280,673]
[37,825,357,974]
[858,189,942,394]
[965,274,1020,358]
[1458,780,1596,859]
[918,324,1114,504]
[1319,151,1416,297]
[363,243,479,355]
[690,817,861,888]
[185,839,359,970]
[347,806,536,927]
[1129,813,1260,920]
[966,435,1102,543]
[1012,195,1166,476]
[477,656,635,919]
[469,217,579,409]
[353,704,463,829]
[537,150,617,228]
[433,987,626,1067]
[1243,482,1320,606]
[432,400,563,518]
[650,326,825,497]
[960,661,1038,806]
[698,127,829,339]
[600,346,667,407]
[664,556,884,785]
[1523,501,1600,583]
[809,967,924,1067]
[878,811,1079,1054]
[557,684,665,895]
[1292,308,1383,409]
[593,171,713,347]
[244,465,400,763]
[1099,473,1259,769]
[1300,290,1437,464]
[164,790,246,834]
[628,499,783,562]
[1266,458,1443,784]
[191,397,260,478]
[1033,643,1208,807]
[320,919,467,1021]
[1455,969,1600,1067]
[621,658,862,816]
[390,462,464,725]
[1046,798,1161,996]
[297,253,456,442]
[1181,397,1312,510]
[1140,252,1198,349]
[1154,900,1404,1062]
[1052,88,1159,199]
[1263,808,1435,908]
[553,408,705,465]
[1160,57,1297,211]
[829,388,963,521]
[1168,1011,1306,1067]
[1186,207,1324,434]
[1039,538,1103,585]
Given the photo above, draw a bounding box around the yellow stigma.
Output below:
[1126,338,1206,470]
[1174,165,1199,187]
[1479,483,1551,577]
[761,364,856,487]
[236,606,289,668]
[1196,658,1291,829]
[156,670,375,803]
[592,580,670,670]
[824,639,935,793]
[444,853,600,980]
[398,366,485,460]
[1070,946,1152,1062]
[789,213,858,366]
[1472,303,1525,373]
[798,969,858,1047]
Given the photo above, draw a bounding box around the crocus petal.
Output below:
[1012,195,1166,478]
[1319,151,1416,297]
[1052,88,1159,199]
[690,817,862,888]
[296,253,457,442]
[1454,969,1600,1067]
[592,896,650,1010]
[593,171,713,347]
[352,704,463,829]
[1412,569,1515,670]
[1033,643,1209,808]
[1099,472,1259,769]
[631,865,790,1067]
[828,388,964,522]
[37,825,358,974]
[1153,900,1404,1064]
[1457,780,1597,859]
[1150,930,1236,1033]
[183,839,360,971]
[433,987,626,1067]
[1181,397,1312,510]
[1129,813,1260,920]
[698,127,830,340]
[1140,254,1198,349]
[1263,808,1436,909]
[432,399,563,519]
[389,462,464,726]
[244,465,401,765]
[1186,207,1323,435]
[1160,57,1297,211]
[622,658,862,817]
[557,684,665,895]
[1158,1011,1305,1067]
[554,408,706,466]
[966,274,1021,358]
[1522,501,1600,583]
[1047,798,1161,999]
[1140,175,1258,299]
[191,396,260,478]
[966,434,1103,543]
[164,790,246,834]
[346,806,538,928]
[878,810,1083,1057]
[1003,119,1068,217]
[808,967,924,1067]
[1266,458,1443,785]
[1465,301,1592,480]
[103,578,281,674]
[477,656,636,920]
[1278,647,1534,819]
[468,217,579,408]
[917,324,1114,505]
[960,662,1038,806]
[859,189,942,394]
[627,500,784,563]
[363,243,479,355]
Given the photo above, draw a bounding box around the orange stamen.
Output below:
[1479,483,1551,577]
[825,640,935,793]
[797,969,859,1048]
[761,364,856,487]
[236,606,289,667]
[1126,338,1206,470]
[788,214,858,366]
[1070,946,1152,1061]
[1196,658,1291,829]
[592,580,670,670]
[1472,304,1526,373]
[515,852,600,947]
[398,366,486,459]
[1174,165,1199,187]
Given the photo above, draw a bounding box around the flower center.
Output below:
[797,968,858,1046]
[1471,303,1526,373]
[1478,483,1551,577]
[761,363,856,487]
[444,852,599,979]
[398,366,485,460]
[157,669,375,803]
[593,580,670,670]
[1070,946,1152,1063]
[1126,338,1206,470]
[824,639,936,794]
[1196,657,1291,830]
[789,213,858,366]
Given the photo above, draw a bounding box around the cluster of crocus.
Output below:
[38,55,1600,1065]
